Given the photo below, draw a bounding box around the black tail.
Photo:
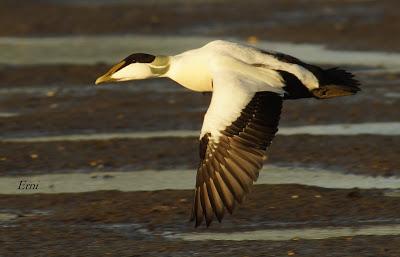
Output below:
[311,68,360,99]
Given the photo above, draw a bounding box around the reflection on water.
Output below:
[385,190,400,197]
[1,122,399,143]
[0,80,185,97]
[0,112,19,118]
[46,0,224,5]
[384,92,400,99]
[1,165,399,194]
[0,130,198,142]
[1,35,400,68]
[278,122,400,136]
[168,224,400,241]
[0,213,18,222]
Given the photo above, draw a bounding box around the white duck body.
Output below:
[165,40,320,93]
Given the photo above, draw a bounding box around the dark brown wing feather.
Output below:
[191,91,282,227]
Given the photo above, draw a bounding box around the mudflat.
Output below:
[1,1,399,256]
[1,0,400,51]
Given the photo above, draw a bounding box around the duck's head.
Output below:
[95,53,170,85]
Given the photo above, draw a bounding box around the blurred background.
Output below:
[0,0,400,256]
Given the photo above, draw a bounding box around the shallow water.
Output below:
[384,92,400,99]
[384,190,400,197]
[1,122,399,143]
[1,35,400,68]
[0,130,198,142]
[48,0,224,5]
[0,112,19,118]
[278,122,400,136]
[0,81,185,97]
[0,213,18,222]
[1,165,400,194]
[169,224,400,241]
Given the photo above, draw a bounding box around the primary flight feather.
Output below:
[95,40,360,227]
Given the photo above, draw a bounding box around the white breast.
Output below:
[166,50,213,92]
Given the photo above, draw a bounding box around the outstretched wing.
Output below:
[191,71,283,227]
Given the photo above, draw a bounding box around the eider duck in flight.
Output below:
[95,40,360,227]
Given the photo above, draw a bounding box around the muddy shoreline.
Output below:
[1,185,400,256]
[2,231,400,257]
[1,0,400,51]
[1,1,400,255]
[1,135,399,176]
[2,184,400,231]
[1,96,398,134]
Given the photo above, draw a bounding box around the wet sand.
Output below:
[1,0,400,51]
[1,135,399,176]
[2,185,400,233]
[0,64,109,87]
[2,185,400,256]
[2,222,400,257]
[1,53,399,257]
[1,82,399,134]
[1,1,400,255]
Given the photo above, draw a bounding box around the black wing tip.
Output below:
[191,208,229,227]
[191,214,212,228]
[194,219,200,227]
